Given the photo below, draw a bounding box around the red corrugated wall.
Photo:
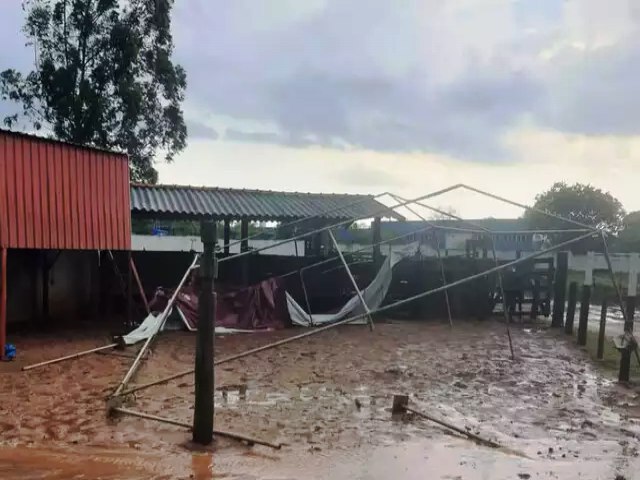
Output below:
[0,131,131,250]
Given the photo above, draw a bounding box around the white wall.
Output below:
[131,235,305,256]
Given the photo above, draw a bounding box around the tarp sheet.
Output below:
[286,248,410,326]
[145,276,290,330]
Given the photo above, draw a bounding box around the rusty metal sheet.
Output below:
[0,130,131,250]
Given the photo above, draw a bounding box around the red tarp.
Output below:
[148,277,291,331]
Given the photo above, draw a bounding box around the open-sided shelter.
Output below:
[0,129,131,356]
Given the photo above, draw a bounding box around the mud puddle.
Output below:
[2,320,640,478]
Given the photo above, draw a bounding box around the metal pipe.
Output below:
[130,257,150,315]
[111,254,200,397]
[218,185,464,264]
[459,184,600,232]
[113,230,595,398]
[328,230,375,331]
[113,407,281,450]
[22,343,119,371]
[388,193,452,328]
[220,191,394,252]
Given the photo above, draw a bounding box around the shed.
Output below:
[0,130,131,356]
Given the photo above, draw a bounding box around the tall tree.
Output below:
[615,211,640,252]
[525,182,625,251]
[0,0,187,183]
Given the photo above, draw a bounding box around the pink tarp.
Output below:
[148,277,291,331]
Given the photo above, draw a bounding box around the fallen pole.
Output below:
[111,254,200,397]
[130,257,150,315]
[23,343,119,371]
[391,394,501,448]
[328,229,375,331]
[112,407,281,450]
[113,230,596,398]
[388,194,452,328]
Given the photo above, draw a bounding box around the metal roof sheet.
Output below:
[130,184,401,221]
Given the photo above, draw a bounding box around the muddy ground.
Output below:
[1,319,640,479]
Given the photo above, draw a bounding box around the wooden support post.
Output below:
[551,251,569,328]
[42,252,50,324]
[127,251,133,328]
[372,217,382,267]
[619,295,636,382]
[530,278,540,320]
[0,248,6,359]
[240,219,249,286]
[193,221,216,445]
[223,219,231,256]
[240,219,249,252]
[597,299,607,360]
[392,394,409,414]
[577,284,591,346]
[564,282,578,335]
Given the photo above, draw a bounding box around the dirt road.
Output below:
[1,320,639,479]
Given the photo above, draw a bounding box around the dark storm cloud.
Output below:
[3,0,640,160]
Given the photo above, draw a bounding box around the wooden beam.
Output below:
[223,219,231,255]
[193,221,216,445]
[0,248,6,360]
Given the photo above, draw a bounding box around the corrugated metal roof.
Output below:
[130,184,400,221]
[0,130,131,250]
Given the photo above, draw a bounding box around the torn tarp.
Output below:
[287,246,415,327]
[147,276,291,332]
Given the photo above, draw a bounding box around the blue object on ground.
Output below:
[4,343,16,361]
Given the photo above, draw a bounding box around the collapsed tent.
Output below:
[120,245,415,346]
[286,250,406,326]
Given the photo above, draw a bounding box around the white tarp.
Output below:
[121,307,261,346]
[287,246,413,327]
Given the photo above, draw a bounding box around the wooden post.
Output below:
[193,221,216,445]
[240,219,249,252]
[223,219,231,256]
[530,278,540,320]
[564,282,578,334]
[597,299,607,360]
[42,251,50,324]
[127,251,133,328]
[0,248,6,360]
[619,296,636,382]
[577,284,591,346]
[551,251,569,328]
[392,394,409,414]
[372,217,382,267]
[240,219,249,285]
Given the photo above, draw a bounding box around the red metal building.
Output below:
[0,130,131,356]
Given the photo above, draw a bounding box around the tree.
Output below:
[0,0,187,183]
[615,211,640,252]
[525,182,626,252]
[428,205,459,221]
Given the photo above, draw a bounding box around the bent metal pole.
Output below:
[111,253,200,397]
[113,230,595,398]
[388,193,453,328]
[217,184,465,264]
[221,191,394,252]
[327,229,375,331]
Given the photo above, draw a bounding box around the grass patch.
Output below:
[567,270,629,305]
[578,327,640,381]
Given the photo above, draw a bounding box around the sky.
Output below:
[1,0,639,219]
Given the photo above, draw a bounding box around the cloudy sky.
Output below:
[2,0,640,218]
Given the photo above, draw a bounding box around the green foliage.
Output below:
[525,182,625,233]
[1,0,187,183]
[614,211,640,252]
